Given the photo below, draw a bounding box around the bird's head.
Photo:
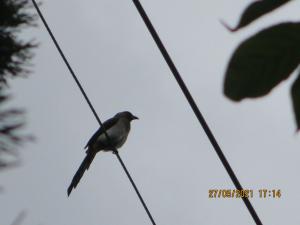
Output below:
[115,111,138,121]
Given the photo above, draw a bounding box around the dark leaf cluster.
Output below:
[0,92,26,169]
[223,0,300,130]
[0,0,36,29]
[0,31,36,82]
[0,0,36,169]
[0,0,37,84]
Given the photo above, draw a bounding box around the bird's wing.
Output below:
[84,117,119,149]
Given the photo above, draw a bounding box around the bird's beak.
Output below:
[132,115,139,120]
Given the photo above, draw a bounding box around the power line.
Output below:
[131,1,263,225]
[30,1,156,225]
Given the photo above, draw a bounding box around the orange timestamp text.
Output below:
[208,189,281,199]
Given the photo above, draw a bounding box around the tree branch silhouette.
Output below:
[0,0,36,169]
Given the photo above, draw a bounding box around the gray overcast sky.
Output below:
[1,0,300,224]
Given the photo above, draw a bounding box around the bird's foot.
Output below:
[112,149,118,155]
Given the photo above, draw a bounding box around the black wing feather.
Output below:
[84,117,118,149]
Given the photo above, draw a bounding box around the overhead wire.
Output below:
[131,0,263,225]
[30,1,156,225]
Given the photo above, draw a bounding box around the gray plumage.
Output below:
[67,111,138,196]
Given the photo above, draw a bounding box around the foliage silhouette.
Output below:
[225,23,300,100]
[291,73,300,130]
[222,0,292,31]
[223,0,300,130]
[0,0,36,169]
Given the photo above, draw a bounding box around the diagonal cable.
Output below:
[30,1,156,225]
[131,1,263,225]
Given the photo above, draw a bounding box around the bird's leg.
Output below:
[112,149,118,155]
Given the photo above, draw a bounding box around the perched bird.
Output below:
[67,111,138,196]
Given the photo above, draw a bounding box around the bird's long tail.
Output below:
[67,151,96,196]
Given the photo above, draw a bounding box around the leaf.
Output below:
[224,22,300,101]
[291,73,300,131]
[222,0,292,32]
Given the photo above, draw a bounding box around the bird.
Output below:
[67,111,138,196]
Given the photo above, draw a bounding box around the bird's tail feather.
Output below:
[67,151,96,196]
